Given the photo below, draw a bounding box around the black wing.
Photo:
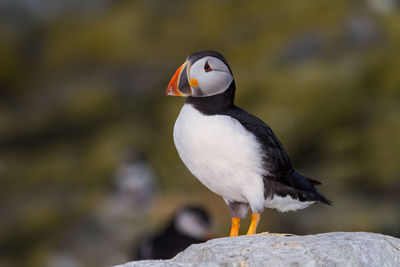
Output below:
[227,106,330,204]
[227,106,294,177]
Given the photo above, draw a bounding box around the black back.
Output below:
[136,224,204,260]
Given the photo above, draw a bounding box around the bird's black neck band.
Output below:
[185,81,236,115]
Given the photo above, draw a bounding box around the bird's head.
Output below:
[173,206,213,240]
[166,50,234,97]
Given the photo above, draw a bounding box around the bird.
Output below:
[136,206,212,260]
[166,50,331,237]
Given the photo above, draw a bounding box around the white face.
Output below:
[175,209,210,239]
[189,56,233,97]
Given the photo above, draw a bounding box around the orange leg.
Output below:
[229,217,240,237]
[246,213,260,235]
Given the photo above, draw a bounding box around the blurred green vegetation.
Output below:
[1,0,400,266]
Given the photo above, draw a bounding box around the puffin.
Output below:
[166,50,331,237]
[136,206,212,260]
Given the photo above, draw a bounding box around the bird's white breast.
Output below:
[173,104,265,205]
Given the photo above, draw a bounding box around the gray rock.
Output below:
[115,232,400,267]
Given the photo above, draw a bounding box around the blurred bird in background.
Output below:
[135,206,213,260]
[112,151,157,213]
[46,150,157,267]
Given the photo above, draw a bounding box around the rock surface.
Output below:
[115,232,400,267]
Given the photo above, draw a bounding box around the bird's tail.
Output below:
[293,172,332,205]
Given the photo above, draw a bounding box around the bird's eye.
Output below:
[204,63,212,72]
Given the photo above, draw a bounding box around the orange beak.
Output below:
[166,61,192,97]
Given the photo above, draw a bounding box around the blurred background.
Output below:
[1,0,400,266]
